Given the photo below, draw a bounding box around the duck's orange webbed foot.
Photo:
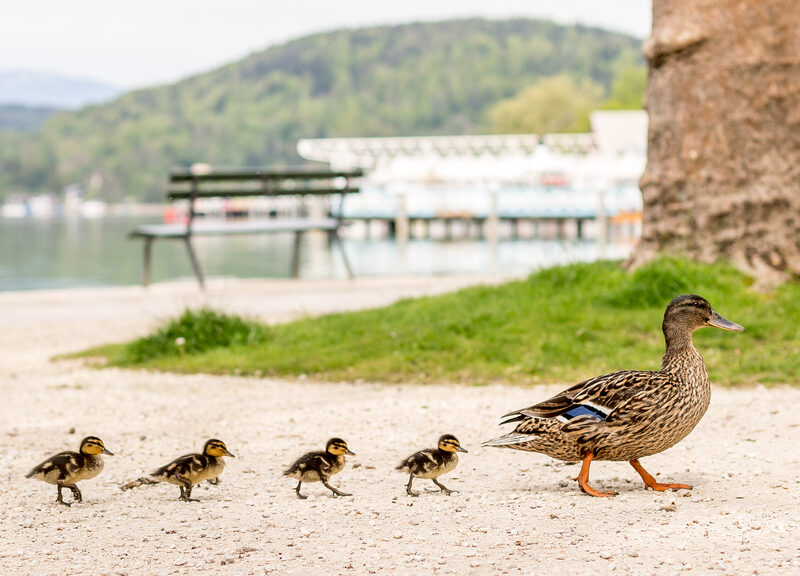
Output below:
[576,451,618,497]
[629,460,692,492]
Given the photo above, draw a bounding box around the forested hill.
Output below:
[0,19,643,202]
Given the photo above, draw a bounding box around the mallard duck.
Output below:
[483,294,744,497]
[397,434,467,497]
[284,437,355,499]
[150,438,234,501]
[25,436,113,506]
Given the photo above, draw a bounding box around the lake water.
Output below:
[0,216,635,291]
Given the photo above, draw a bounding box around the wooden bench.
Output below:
[129,166,363,288]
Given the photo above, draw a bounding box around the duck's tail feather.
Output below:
[481,433,532,448]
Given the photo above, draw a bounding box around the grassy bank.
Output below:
[77,258,800,386]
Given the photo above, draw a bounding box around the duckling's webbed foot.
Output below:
[294,481,308,499]
[67,484,82,502]
[432,478,456,495]
[406,475,419,497]
[629,460,692,492]
[56,484,71,506]
[179,483,199,502]
[323,481,352,497]
[577,451,617,498]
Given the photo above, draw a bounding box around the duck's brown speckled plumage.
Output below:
[26,436,113,506]
[284,438,355,499]
[484,295,744,496]
[397,434,467,496]
[150,438,234,501]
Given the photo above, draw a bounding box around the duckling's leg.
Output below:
[629,460,692,492]
[294,481,308,499]
[406,474,419,497]
[66,483,82,502]
[56,483,71,507]
[431,478,456,495]
[322,480,352,497]
[178,480,199,502]
[576,451,617,497]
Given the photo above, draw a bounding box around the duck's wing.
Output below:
[151,453,207,481]
[284,451,330,477]
[501,369,666,425]
[26,451,84,482]
[396,449,442,474]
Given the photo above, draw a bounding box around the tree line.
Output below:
[0,19,644,203]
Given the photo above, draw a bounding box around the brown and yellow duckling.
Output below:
[483,294,744,497]
[26,435,113,506]
[397,434,467,496]
[284,437,355,499]
[150,438,235,502]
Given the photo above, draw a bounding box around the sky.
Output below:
[1,1,651,89]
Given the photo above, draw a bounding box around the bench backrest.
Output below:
[167,166,363,230]
[168,167,363,199]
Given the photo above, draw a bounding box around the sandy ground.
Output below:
[0,276,798,576]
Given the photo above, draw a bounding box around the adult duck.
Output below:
[483,294,744,497]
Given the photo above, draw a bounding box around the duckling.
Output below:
[397,434,467,497]
[150,438,234,501]
[25,435,113,506]
[284,437,355,499]
[483,294,744,497]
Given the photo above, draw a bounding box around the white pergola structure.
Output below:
[295,111,647,241]
[297,111,645,186]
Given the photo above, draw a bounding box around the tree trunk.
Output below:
[630,0,800,282]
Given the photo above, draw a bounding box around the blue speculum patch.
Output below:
[562,404,607,421]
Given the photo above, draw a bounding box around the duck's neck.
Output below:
[437,449,456,461]
[661,328,708,383]
[327,452,345,464]
[81,453,105,470]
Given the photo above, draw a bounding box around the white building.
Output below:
[296,110,647,239]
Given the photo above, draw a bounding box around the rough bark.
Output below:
[630,0,800,283]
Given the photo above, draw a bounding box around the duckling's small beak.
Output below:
[346,449,356,456]
[224,449,236,458]
[456,446,468,453]
[707,310,745,332]
[103,448,114,456]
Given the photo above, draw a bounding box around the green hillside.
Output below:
[0,19,643,202]
[0,105,56,132]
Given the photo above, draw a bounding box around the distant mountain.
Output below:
[0,19,643,201]
[0,70,120,109]
[0,104,56,132]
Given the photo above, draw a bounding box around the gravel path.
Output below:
[0,277,798,575]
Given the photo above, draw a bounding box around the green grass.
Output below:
[75,258,800,386]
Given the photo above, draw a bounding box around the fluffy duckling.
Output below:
[150,438,234,502]
[284,437,355,499]
[397,434,467,497]
[25,436,113,506]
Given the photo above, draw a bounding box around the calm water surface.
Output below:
[0,216,634,291]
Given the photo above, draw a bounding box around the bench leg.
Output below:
[183,236,205,289]
[290,231,304,278]
[332,230,354,279]
[142,237,154,288]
